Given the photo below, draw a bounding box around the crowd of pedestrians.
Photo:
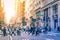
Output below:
[0,24,60,36]
[0,26,21,36]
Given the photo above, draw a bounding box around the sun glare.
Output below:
[4,0,16,24]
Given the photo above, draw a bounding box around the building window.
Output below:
[44,8,48,19]
[43,8,49,27]
[53,4,58,14]
[52,4,58,20]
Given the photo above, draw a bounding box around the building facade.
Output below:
[0,0,5,26]
[15,0,25,26]
[34,0,60,29]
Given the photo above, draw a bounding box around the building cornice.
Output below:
[41,0,59,10]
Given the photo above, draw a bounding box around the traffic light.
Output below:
[25,18,28,21]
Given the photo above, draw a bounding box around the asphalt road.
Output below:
[0,31,60,40]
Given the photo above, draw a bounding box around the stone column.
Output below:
[40,10,44,27]
[49,6,54,29]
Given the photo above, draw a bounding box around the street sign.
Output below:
[36,13,44,16]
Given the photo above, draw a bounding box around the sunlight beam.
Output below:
[4,0,16,24]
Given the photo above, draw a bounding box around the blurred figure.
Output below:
[8,28,12,36]
[31,24,36,35]
[16,27,21,36]
[2,27,6,36]
[12,28,16,36]
[6,27,9,36]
